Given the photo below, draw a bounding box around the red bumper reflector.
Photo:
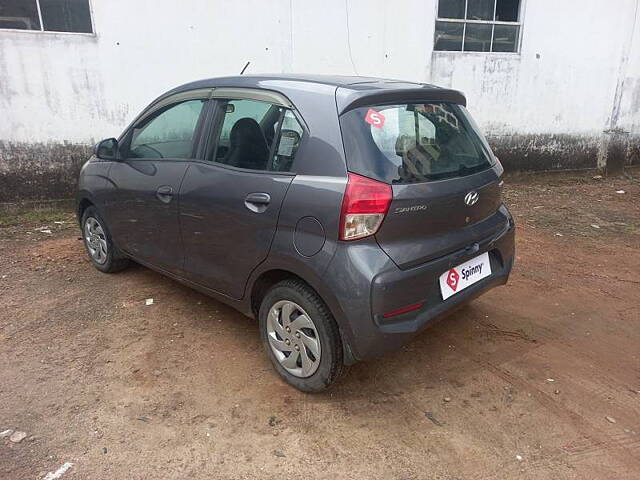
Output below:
[382,302,424,319]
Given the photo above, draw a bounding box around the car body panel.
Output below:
[76,158,111,219]
[335,84,467,113]
[377,164,506,269]
[324,216,515,361]
[103,159,189,274]
[179,161,295,299]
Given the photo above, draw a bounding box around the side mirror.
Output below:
[94,138,119,160]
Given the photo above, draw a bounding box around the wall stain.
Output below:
[488,134,602,171]
[626,134,640,166]
[0,141,91,202]
[1,135,639,202]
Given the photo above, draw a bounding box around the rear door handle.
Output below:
[244,192,271,212]
[245,192,271,204]
[156,185,174,203]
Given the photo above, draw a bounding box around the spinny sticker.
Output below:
[365,108,385,128]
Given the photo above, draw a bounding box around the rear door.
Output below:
[104,91,210,273]
[180,91,304,298]
[340,102,507,269]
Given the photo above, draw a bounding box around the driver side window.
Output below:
[128,99,206,159]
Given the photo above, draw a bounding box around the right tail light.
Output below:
[339,173,392,241]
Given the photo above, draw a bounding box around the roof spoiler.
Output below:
[336,86,467,114]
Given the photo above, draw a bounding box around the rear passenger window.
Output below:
[128,100,206,159]
[209,99,303,172]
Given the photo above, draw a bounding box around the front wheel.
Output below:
[259,279,345,392]
[81,206,129,273]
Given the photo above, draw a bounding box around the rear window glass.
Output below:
[340,103,495,184]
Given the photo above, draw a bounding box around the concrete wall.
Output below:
[1,0,639,201]
[610,0,640,168]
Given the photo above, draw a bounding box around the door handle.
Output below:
[244,192,271,212]
[245,192,270,204]
[156,185,174,204]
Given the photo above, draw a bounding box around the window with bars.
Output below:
[434,0,521,53]
[0,0,93,34]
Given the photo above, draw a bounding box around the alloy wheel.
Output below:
[84,217,108,265]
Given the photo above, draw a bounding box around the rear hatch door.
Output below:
[339,99,507,269]
[377,168,505,269]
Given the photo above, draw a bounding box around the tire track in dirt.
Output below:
[474,296,640,389]
[436,333,640,475]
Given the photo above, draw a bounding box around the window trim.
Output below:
[119,89,213,144]
[211,87,293,109]
[189,157,298,177]
[0,0,96,36]
[266,108,286,169]
[434,0,525,54]
[143,89,214,122]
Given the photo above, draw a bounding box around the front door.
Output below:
[104,97,208,274]
[180,96,304,299]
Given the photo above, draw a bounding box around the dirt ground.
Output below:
[1,170,639,480]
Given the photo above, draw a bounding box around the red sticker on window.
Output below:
[365,108,385,128]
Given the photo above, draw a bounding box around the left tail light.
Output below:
[339,173,392,241]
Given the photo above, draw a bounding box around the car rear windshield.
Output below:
[340,103,495,184]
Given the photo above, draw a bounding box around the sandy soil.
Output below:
[1,170,639,479]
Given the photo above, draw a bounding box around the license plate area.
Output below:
[439,252,492,300]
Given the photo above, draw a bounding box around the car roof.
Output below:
[171,73,427,90]
[163,74,467,113]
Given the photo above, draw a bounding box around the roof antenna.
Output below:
[240,61,250,75]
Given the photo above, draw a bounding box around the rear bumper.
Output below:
[326,210,515,363]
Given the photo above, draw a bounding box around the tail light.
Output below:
[340,173,392,241]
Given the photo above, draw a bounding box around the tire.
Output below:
[81,206,129,273]
[259,279,345,392]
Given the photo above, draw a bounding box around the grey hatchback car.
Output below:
[77,74,515,392]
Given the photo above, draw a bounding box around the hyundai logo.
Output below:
[464,191,479,206]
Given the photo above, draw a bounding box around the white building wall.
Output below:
[613,0,640,135]
[0,0,639,200]
[431,0,635,134]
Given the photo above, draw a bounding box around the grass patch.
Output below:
[0,207,75,227]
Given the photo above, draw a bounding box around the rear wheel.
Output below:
[259,279,344,392]
[81,207,129,273]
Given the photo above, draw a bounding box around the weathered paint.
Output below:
[488,134,600,172]
[0,0,639,201]
[629,135,640,166]
[0,142,90,202]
